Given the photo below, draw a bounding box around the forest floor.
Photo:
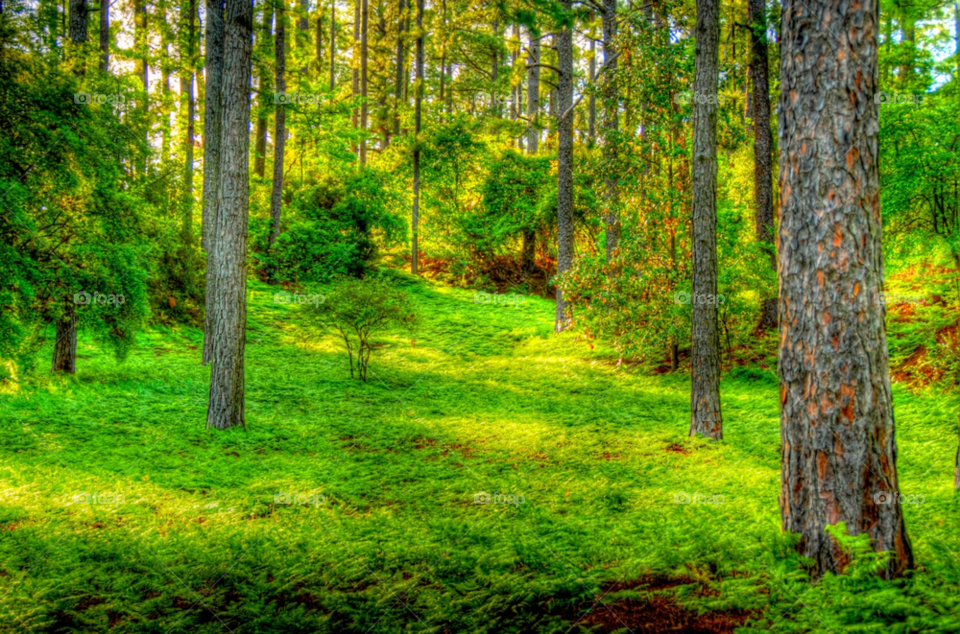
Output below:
[3,274,960,633]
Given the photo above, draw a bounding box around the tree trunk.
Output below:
[601,0,619,260]
[69,0,86,43]
[587,11,596,143]
[555,0,573,333]
[181,0,197,254]
[689,0,722,440]
[270,0,286,253]
[201,0,224,365]
[749,0,777,330]
[206,0,253,431]
[523,27,540,276]
[778,0,913,578]
[98,0,108,70]
[330,1,336,91]
[298,0,308,76]
[352,0,360,150]
[359,0,368,164]
[51,301,77,374]
[255,2,273,179]
[411,0,424,275]
[393,0,406,138]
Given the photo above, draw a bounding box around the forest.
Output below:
[3,0,960,630]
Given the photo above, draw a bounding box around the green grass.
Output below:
[3,275,960,633]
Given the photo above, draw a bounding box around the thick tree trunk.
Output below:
[601,0,619,260]
[359,0,368,164]
[689,0,723,440]
[778,0,913,578]
[411,0,424,275]
[270,0,286,252]
[98,0,108,70]
[555,0,573,333]
[202,0,224,365]
[69,0,86,43]
[206,0,253,431]
[749,0,777,330]
[51,301,77,374]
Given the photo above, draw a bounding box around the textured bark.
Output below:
[51,301,77,374]
[135,0,148,91]
[202,0,225,253]
[411,0,424,275]
[749,0,777,330]
[202,0,224,365]
[254,2,273,179]
[206,0,253,431]
[689,0,723,440]
[601,0,619,260]
[555,0,573,333]
[352,0,360,143]
[778,0,913,578]
[359,0,368,164]
[270,0,286,251]
[69,0,86,43]
[98,0,108,70]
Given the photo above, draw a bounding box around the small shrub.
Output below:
[308,277,417,381]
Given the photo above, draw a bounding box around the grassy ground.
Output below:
[2,274,960,633]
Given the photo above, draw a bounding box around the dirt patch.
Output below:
[664,443,691,455]
[573,575,754,634]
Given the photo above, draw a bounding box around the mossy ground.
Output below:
[2,275,960,633]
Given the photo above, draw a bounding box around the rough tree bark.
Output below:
[202,0,224,365]
[522,27,540,276]
[587,10,596,143]
[69,0,86,44]
[181,0,197,253]
[330,1,336,90]
[206,0,253,431]
[689,0,723,439]
[51,301,77,374]
[601,0,619,261]
[555,0,573,333]
[748,0,776,329]
[778,0,914,578]
[411,0,424,275]
[270,0,286,252]
[352,0,360,147]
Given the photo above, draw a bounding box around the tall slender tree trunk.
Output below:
[202,0,225,364]
[352,0,360,152]
[689,0,722,439]
[411,0,424,275]
[555,0,573,332]
[587,10,596,143]
[135,0,148,153]
[270,0,287,253]
[393,0,406,138]
[359,0,368,164]
[601,0,619,260]
[330,1,336,90]
[779,0,913,578]
[522,27,540,276]
[99,0,108,71]
[255,2,273,179]
[749,0,776,329]
[206,0,253,431]
[51,301,77,374]
[181,0,197,254]
[298,0,309,75]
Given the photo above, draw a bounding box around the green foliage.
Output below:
[306,276,418,381]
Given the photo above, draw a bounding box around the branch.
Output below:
[558,50,622,124]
